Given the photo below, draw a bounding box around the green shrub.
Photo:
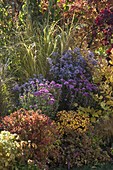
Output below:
[0,60,15,115]
[92,57,113,115]
[94,113,113,156]
[0,131,21,170]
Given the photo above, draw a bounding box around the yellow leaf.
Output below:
[106,100,113,105]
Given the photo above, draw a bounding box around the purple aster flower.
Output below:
[34,104,38,108]
[54,84,62,88]
[87,50,95,58]
[83,92,89,96]
[73,47,80,54]
[50,81,55,85]
[64,81,69,85]
[34,91,41,96]
[47,57,53,65]
[39,88,49,93]
[13,84,20,92]
[91,60,98,65]
[69,85,74,89]
[60,79,65,82]
[36,79,39,83]
[82,87,86,91]
[29,81,35,85]
[30,105,33,109]
[52,52,59,58]
[74,69,80,74]
[39,83,44,87]
[48,98,55,105]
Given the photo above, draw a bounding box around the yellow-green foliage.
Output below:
[0,131,20,170]
[92,57,113,116]
[77,106,102,123]
[57,110,90,134]
[56,110,110,167]
[95,114,113,145]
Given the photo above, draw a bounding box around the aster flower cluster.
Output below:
[14,77,62,118]
[48,48,98,110]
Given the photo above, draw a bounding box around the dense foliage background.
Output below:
[0,0,113,169]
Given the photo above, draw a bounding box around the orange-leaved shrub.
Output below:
[1,108,60,169]
[56,110,110,168]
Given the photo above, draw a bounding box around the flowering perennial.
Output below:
[14,77,62,118]
[48,48,98,109]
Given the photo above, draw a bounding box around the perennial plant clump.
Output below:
[1,0,113,169]
[48,48,98,110]
[95,8,113,46]
[1,109,60,169]
[13,76,62,118]
[91,7,113,56]
[56,110,110,168]
[0,131,21,169]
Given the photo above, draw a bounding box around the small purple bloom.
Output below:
[48,98,55,105]
[73,47,80,54]
[39,83,44,87]
[60,79,65,82]
[47,57,53,65]
[54,84,62,88]
[36,79,39,83]
[69,85,74,89]
[87,50,94,58]
[34,104,37,108]
[30,105,33,109]
[64,81,69,85]
[30,81,35,85]
[74,69,80,74]
[82,87,86,91]
[92,60,98,65]
[13,84,20,91]
[50,81,55,85]
[52,52,59,57]
[40,88,49,93]
[34,91,41,96]
[83,92,89,96]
